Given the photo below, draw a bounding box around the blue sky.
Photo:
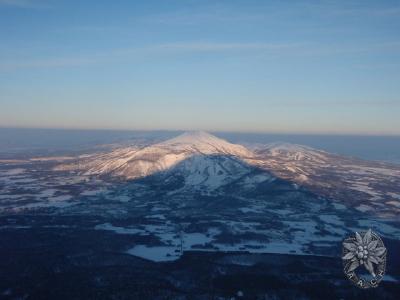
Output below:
[0,0,399,135]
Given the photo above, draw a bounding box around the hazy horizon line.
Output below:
[1,125,399,137]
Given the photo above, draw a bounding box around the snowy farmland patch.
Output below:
[184,232,213,248]
[11,201,76,211]
[80,189,106,196]
[387,201,400,208]
[349,182,381,197]
[319,214,344,226]
[355,204,374,212]
[126,245,180,262]
[387,192,400,200]
[357,220,400,237]
[38,189,58,198]
[331,202,346,210]
[50,195,73,202]
[115,195,130,202]
[94,223,145,235]
[146,214,166,220]
[239,207,262,214]
[0,168,26,176]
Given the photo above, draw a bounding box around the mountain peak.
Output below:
[163,131,222,144]
[259,142,329,163]
[159,131,253,157]
[181,130,212,137]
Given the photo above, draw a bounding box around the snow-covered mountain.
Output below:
[246,142,335,182]
[257,142,331,163]
[55,131,258,188]
[247,142,400,218]
[54,132,400,215]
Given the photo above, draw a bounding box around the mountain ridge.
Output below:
[54,131,256,182]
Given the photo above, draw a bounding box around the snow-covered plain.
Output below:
[1,131,400,263]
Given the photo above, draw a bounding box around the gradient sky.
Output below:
[0,0,399,134]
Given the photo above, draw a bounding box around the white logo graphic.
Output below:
[342,229,387,289]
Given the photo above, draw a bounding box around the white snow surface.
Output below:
[260,142,329,163]
[159,131,253,157]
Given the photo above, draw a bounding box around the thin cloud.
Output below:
[0,42,304,71]
[302,1,400,17]
[262,99,400,108]
[0,0,47,8]
[62,25,124,33]
[153,40,400,56]
[145,11,267,26]
[0,57,97,71]
[1,40,399,71]
[152,42,303,52]
[0,0,33,7]
[330,6,400,17]
[274,41,400,57]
